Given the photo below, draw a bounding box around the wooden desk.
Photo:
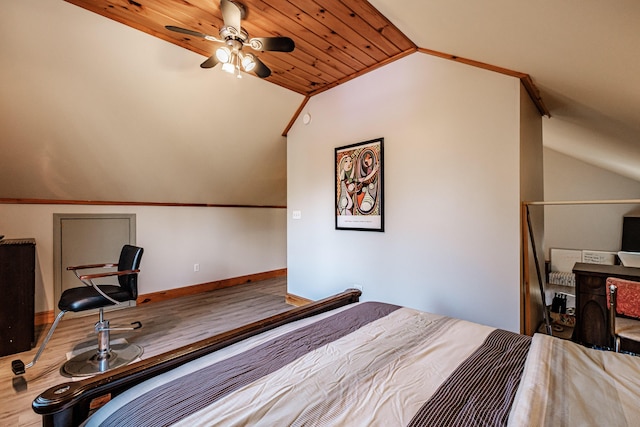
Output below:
[572,263,640,349]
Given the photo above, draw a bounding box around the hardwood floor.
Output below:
[0,277,291,427]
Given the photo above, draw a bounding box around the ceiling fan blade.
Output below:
[252,56,271,78]
[165,25,208,39]
[220,0,242,32]
[249,37,295,52]
[165,25,221,43]
[200,55,219,69]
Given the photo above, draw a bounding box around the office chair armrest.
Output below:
[77,269,141,281]
[67,263,118,271]
[74,269,140,305]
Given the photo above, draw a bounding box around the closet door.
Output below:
[54,214,136,317]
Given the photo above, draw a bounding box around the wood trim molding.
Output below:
[35,310,55,326]
[281,46,550,133]
[283,48,417,135]
[136,269,287,306]
[285,293,313,307]
[521,202,531,336]
[0,198,286,209]
[519,75,549,118]
[283,96,311,137]
[417,47,550,117]
[34,269,287,325]
[307,48,418,98]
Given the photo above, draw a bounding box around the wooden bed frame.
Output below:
[33,289,362,427]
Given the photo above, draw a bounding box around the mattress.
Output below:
[83,302,534,426]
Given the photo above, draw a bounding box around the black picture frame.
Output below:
[335,138,384,231]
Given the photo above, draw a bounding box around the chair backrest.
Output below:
[117,245,144,299]
[606,277,640,319]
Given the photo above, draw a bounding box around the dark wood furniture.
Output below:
[572,262,640,352]
[0,238,36,357]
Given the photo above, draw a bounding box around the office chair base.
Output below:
[62,343,143,377]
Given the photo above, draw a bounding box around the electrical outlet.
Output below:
[194,264,200,272]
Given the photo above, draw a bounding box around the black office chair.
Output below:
[12,244,144,377]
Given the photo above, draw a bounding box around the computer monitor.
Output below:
[621,216,640,252]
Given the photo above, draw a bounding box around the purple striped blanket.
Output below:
[85,302,532,426]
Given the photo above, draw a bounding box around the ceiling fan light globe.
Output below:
[221,62,235,74]
[215,47,231,63]
[242,54,256,72]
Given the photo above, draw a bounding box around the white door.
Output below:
[54,214,136,316]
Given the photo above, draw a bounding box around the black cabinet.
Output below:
[0,238,36,357]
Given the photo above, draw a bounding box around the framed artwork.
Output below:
[335,137,384,231]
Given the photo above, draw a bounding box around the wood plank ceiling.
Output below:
[65,0,417,96]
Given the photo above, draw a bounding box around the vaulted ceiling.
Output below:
[62,0,640,183]
[371,0,640,182]
[65,0,417,96]
[2,0,638,206]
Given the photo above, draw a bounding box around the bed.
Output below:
[33,289,640,426]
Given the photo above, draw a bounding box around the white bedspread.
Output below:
[84,302,640,427]
[86,304,497,426]
[175,307,492,427]
[508,333,640,426]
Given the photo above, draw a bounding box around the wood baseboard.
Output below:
[136,269,287,305]
[34,269,287,325]
[285,293,313,307]
[35,310,55,326]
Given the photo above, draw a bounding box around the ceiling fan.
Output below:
[166,0,295,79]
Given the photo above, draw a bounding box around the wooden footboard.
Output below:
[33,289,362,427]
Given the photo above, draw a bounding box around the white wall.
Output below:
[520,84,545,332]
[0,0,301,206]
[543,147,640,258]
[1,1,292,318]
[0,204,286,314]
[287,53,535,332]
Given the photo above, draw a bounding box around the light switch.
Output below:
[292,210,302,220]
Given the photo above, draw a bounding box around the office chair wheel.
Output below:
[11,360,26,375]
[62,343,143,377]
